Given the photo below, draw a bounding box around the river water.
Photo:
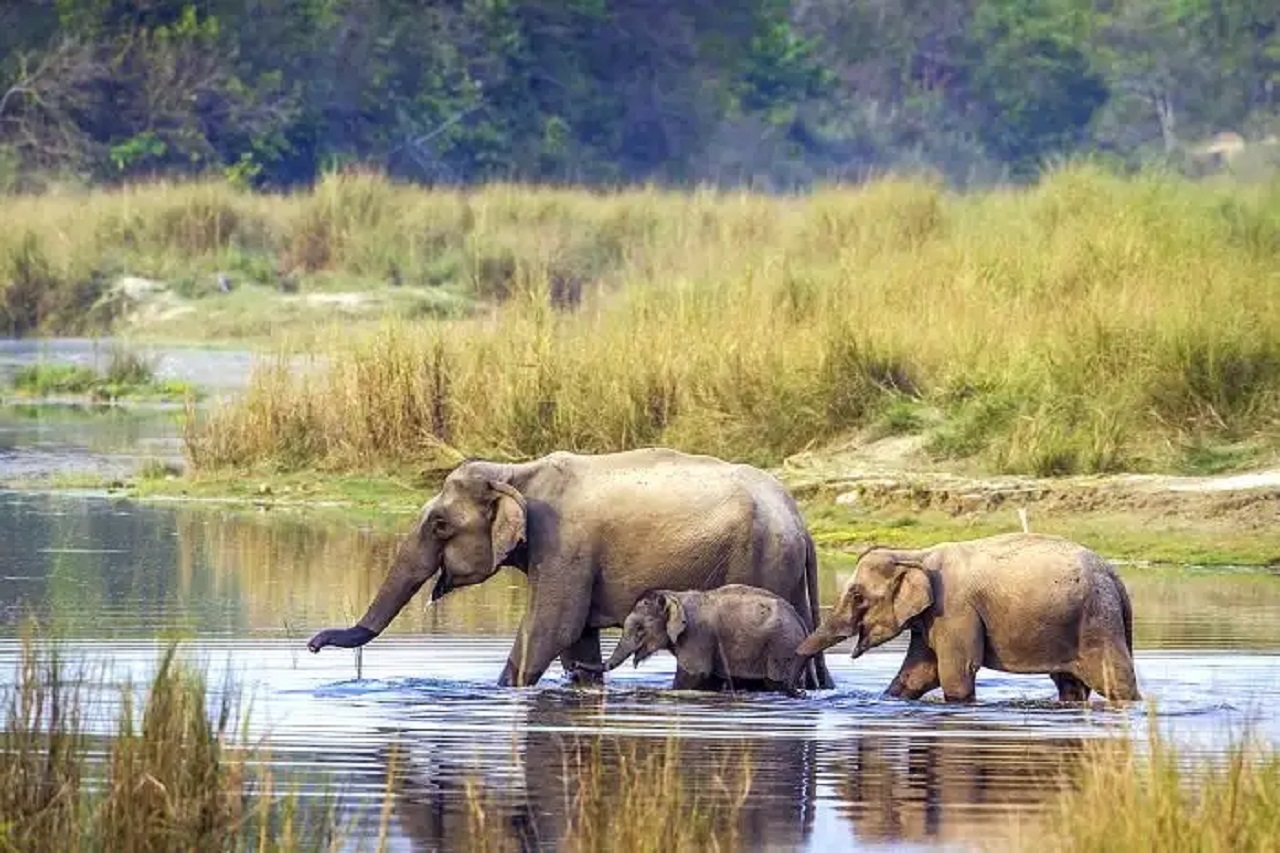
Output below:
[2,489,1278,851]
[1,343,1279,851]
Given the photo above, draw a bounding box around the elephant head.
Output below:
[795,549,932,659]
[308,467,527,652]
[597,591,686,671]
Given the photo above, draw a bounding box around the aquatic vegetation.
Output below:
[1047,720,1280,852]
[6,346,199,402]
[171,165,1280,476]
[0,629,339,850]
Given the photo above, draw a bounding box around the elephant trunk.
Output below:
[307,528,442,653]
[795,623,850,658]
[604,635,639,670]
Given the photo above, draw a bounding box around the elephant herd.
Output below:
[308,447,1141,704]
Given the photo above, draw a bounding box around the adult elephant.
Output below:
[307,448,833,689]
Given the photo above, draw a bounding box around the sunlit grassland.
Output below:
[171,165,1280,477]
[4,164,1278,476]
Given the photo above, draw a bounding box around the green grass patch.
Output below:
[802,499,1280,568]
[7,347,200,403]
[124,467,430,519]
[1173,437,1268,475]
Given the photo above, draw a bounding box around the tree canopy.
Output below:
[1,0,1276,188]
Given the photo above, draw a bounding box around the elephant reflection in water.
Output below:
[373,690,818,851]
[824,728,1086,845]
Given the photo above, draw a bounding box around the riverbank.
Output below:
[12,449,1277,568]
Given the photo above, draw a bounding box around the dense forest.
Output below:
[0,0,1277,189]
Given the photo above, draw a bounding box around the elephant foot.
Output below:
[497,660,544,688]
[563,664,605,688]
[776,683,806,699]
[1051,672,1091,703]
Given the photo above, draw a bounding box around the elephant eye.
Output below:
[427,513,453,539]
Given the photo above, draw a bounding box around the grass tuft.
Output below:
[2,166,1278,474]
[0,626,340,850]
[1047,720,1280,852]
[7,345,199,402]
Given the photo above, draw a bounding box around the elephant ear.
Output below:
[488,481,527,570]
[663,594,688,645]
[891,563,932,628]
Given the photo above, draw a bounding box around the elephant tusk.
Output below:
[429,571,452,602]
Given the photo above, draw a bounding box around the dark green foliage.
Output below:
[0,0,1277,187]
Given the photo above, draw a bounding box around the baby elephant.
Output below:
[796,533,1141,703]
[593,584,812,695]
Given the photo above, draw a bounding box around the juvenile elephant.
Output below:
[590,585,812,695]
[307,448,833,689]
[795,533,1140,703]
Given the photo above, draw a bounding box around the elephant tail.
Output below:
[803,531,821,632]
[802,531,835,689]
[1118,576,1134,655]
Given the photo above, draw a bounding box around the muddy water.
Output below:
[1,491,1279,851]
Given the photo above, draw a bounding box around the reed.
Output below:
[0,627,340,850]
[1047,720,1280,852]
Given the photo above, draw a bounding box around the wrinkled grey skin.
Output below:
[307,448,833,690]
[796,533,1140,703]
[589,585,812,696]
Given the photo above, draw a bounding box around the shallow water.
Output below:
[1,490,1279,851]
[0,337,263,393]
[0,337,313,482]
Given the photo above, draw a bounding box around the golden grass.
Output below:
[186,165,1280,475]
[0,628,339,850]
[1047,722,1280,852]
[4,165,1279,474]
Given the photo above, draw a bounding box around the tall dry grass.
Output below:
[1047,722,1280,852]
[0,171,653,335]
[168,164,1280,475]
[0,629,339,850]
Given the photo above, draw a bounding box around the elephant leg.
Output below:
[673,667,717,691]
[498,586,590,687]
[559,627,603,687]
[935,619,984,703]
[884,633,940,700]
[809,654,835,691]
[1050,672,1091,702]
[767,678,805,699]
[1076,644,1142,702]
[788,587,834,691]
